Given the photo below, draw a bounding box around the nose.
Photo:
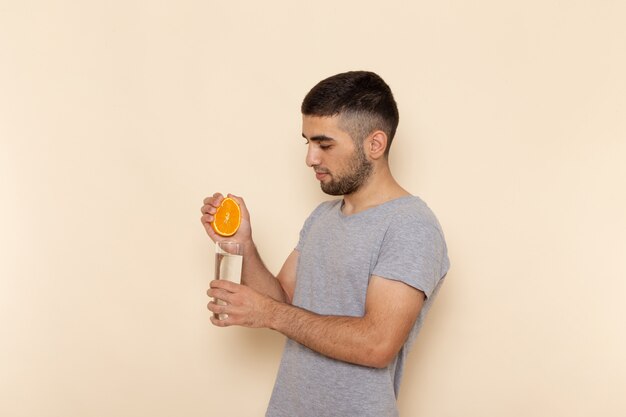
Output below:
[305,144,321,167]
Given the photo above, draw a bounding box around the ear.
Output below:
[366,130,388,160]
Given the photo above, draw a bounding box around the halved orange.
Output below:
[211,197,241,237]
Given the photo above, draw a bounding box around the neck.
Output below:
[341,162,409,215]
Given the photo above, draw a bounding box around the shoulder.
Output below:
[384,196,444,235]
[379,196,448,255]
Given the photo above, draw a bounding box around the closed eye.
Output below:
[303,140,332,150]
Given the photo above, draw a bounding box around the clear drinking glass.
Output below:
[214,241,243,320]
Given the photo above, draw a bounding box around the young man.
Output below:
[201,71,449,417]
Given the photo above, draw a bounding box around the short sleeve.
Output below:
[372,215,449,298]
[295,215,313,252]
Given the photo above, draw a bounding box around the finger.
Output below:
[207,301,233,322]
[203,193,224,207]
[201,216,223,242]
[201,212,217,229]
[206,288,232,302]
[208,302,232,326]
[200,204,217,215]
[206,287,229,297]
[201,219,216,239]
[227,194,250,220]
[200,212,214,224]
[210,279,239,292]
[210,315,229,327]
[207,300,225,313]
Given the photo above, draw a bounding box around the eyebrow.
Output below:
[301,133,336,142]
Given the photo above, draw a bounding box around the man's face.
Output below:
[301,115,373,196]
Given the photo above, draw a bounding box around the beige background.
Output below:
[1,1,625,416]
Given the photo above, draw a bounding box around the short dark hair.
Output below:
[301,71,399,154]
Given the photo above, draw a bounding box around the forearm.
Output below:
[241,242,288,303]
[267,302,390,368]
[209,274,420,369]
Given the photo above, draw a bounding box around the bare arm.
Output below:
[203,195,424,368]
[271,276,424,368]
[240,245,297,304]
[208,275,424,368]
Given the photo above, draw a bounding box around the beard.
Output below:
[319,144,373,196]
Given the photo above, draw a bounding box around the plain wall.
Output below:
[1,1,624,416]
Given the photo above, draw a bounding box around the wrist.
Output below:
[242,240,257,256]
[265,298,286,331]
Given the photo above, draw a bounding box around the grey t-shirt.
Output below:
[266,196,450,417]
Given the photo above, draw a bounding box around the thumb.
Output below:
[227,193,250,221]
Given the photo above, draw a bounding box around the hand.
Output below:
[200,193,252,245]
[206,280,276,328]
